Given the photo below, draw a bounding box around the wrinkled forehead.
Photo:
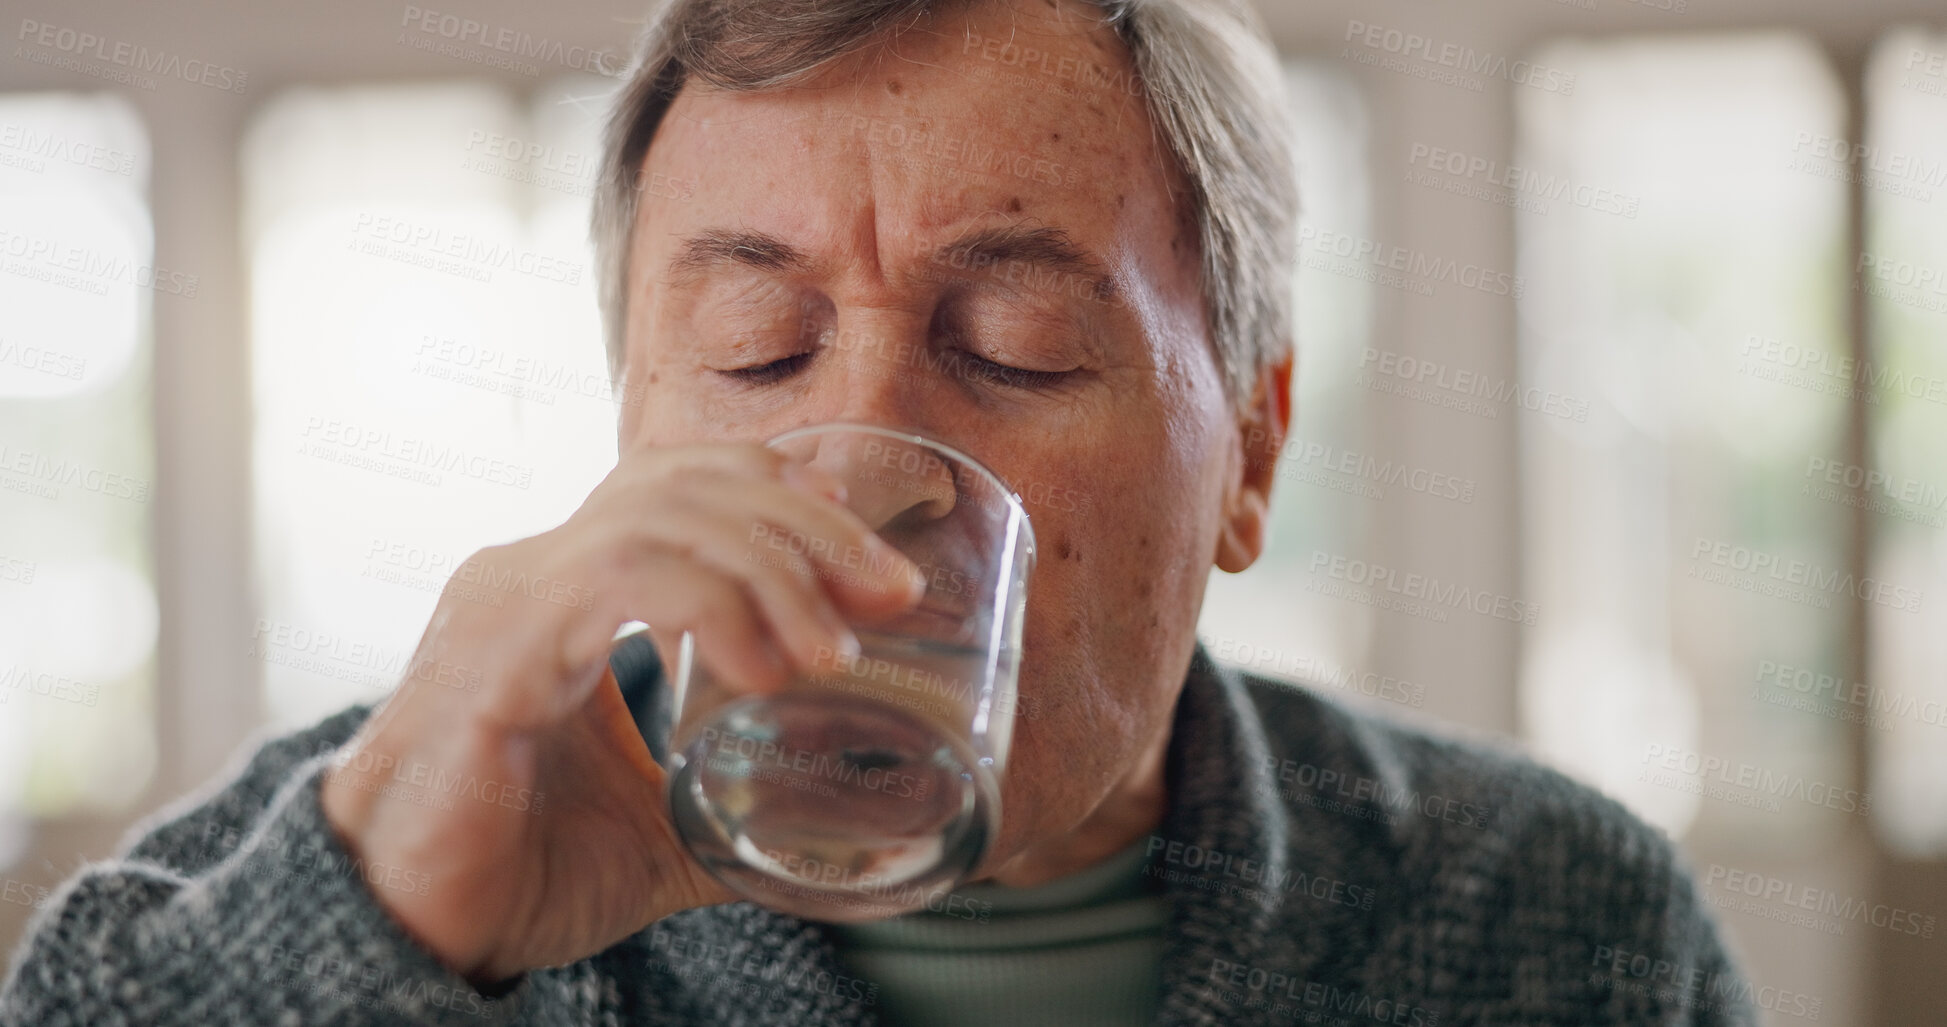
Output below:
[630,2,1191,296]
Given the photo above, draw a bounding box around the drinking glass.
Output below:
[663,423,1035,921]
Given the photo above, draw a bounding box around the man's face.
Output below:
[618,0,1276,874]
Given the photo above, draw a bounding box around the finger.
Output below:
[599,453,925,615]
[685,471,928,617]
[566,548,795,703]
[616,437,783,474]
[649,497,860,670]
[780,460,849,506]
[576,442,785,528]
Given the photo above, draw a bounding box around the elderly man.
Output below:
[1,0,1750,1024]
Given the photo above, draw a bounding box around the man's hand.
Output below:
[320,441,925,985]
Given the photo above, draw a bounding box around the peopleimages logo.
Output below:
[14,18,249,92]
[327,750,543,814]
[649,928,894,997]
[1640,743,1869,815]
[1755,660,1947,730]
[0,122,138,176]
[0,340,87,382]
[1342,19,1576,94]
[0,663,100,708]
[0,554,35,586]
[1261,755,1493,829]
[1687,536,1924,613]
[1251,434,1478,505]
[960,28,1144,98]
[694,726,932,802]
[1802,456,1947,529]
[203,821,432,898]
[0,227,200,297]
[397,5,622,77]
[297,416,536,491]
[250,618,484,693]
[1205,636,1426,709]
[1308,550,1539,626]
[1204,958,1442,1027]
[1704,864,1936,939]
[1787,132,1947,201]
[1855,251,1947,315]
[0,443,152,503]
[1856,252,1947,294]
[1590,944,1821,1022]
[1905,47,1947,96]
[412,334,645,409]
[1,878,51,910]
[825,111,1077,189]
[1143,836,1376,911]
[1358,348,1588,423]
[1407,143,1640,218]
[258,945,493,1018]
[1296,225,1523,298]
[348,213,583,286]
[1739,332,1947,407]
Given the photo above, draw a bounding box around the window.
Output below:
[0,92,157,850]
[244,79,616,730]
[1864,28,1947,858]
[1197,61,1386,710]
[1515,36,1853,847]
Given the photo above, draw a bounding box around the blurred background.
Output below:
[1,0,1943,1021]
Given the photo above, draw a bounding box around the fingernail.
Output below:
[817,604,861,661]
[783,462,848,504]
[903,563,928,602]
[868,536,913,575]
[760,643,792,687]
[879,546,925,601]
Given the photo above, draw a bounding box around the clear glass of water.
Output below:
[664,422,1035,921]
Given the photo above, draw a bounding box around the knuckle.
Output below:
[688,575,744,627]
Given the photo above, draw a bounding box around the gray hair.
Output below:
[592,0,1297,406]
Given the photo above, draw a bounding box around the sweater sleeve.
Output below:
[1373,722,1762,1027]
[0,706,551,1027]
[1501,778,1764,1027]
[1594,849,1767,1027]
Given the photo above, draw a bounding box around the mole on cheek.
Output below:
[887,79,902,95]
[1006,196,1023,213]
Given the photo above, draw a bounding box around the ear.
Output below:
[1215,348,1293,574]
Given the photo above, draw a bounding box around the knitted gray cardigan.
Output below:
[2,640,1753,1025]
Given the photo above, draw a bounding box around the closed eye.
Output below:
[715,347,1071,390]
[718,351,813,385]
[956,352,1072,390]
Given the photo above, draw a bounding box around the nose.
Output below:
[792,314,968,533]
[781,425,991,644]
[822,315,937,439]
[799,430,959,537]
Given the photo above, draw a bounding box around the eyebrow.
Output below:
[930,224,1118,303]
[668,229,815,282]
[664,223,1117,303]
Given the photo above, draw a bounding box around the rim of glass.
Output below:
[763,421,1037,561]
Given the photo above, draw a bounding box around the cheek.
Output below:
[620,304,743,447]
[1006,391,1222,633]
